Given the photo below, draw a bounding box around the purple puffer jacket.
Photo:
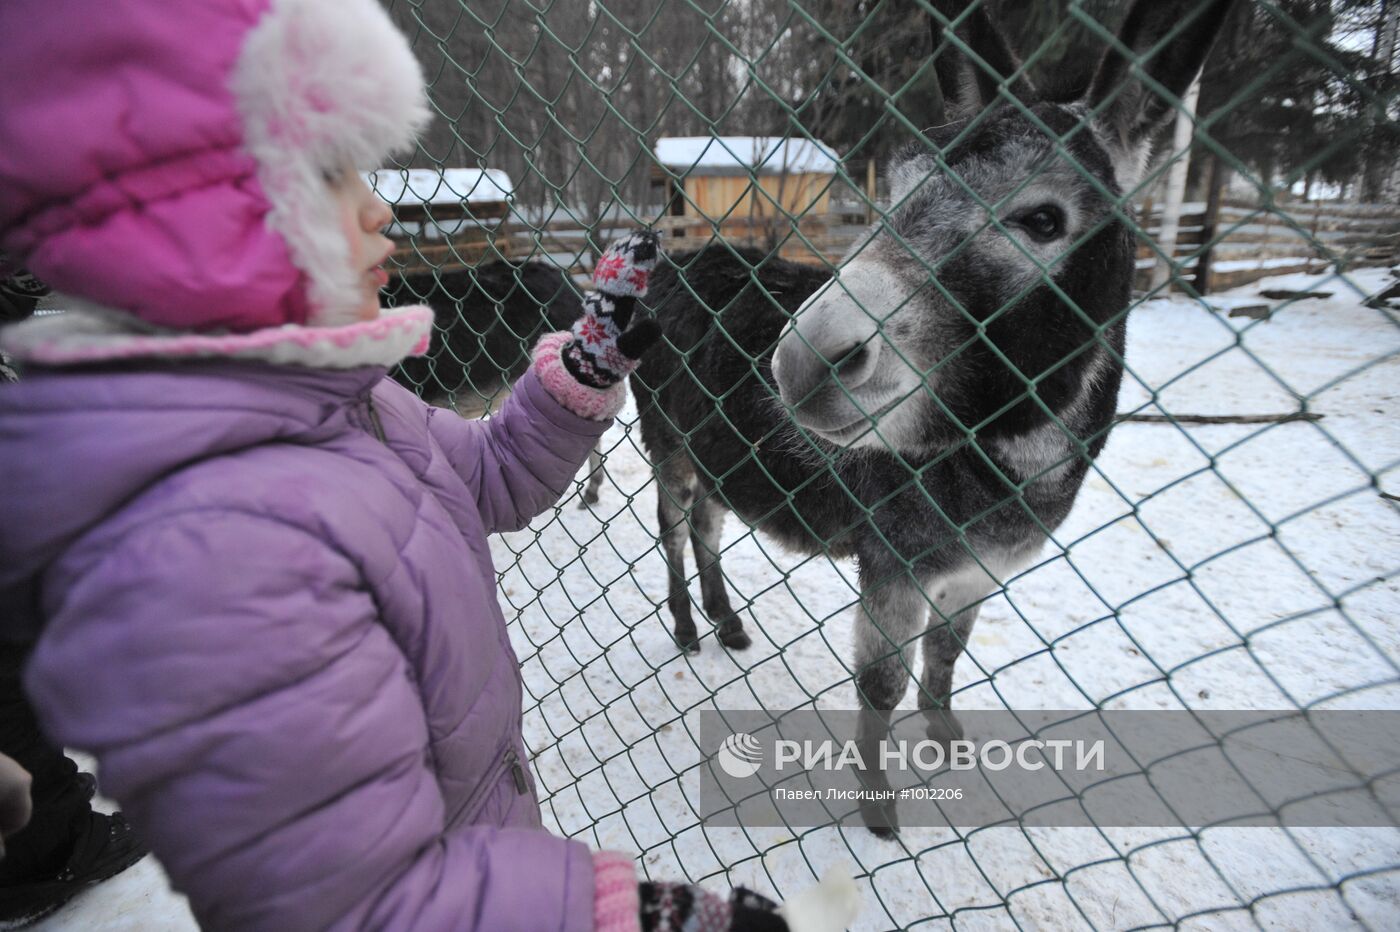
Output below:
[0,359,607,930]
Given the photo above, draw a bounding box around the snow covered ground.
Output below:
[39,266,1400,929]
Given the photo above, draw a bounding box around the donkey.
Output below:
[389,261,606,506]
[632,0,1234,833]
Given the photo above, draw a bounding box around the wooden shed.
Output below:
[366,168,514,273]
[652,136,838,224]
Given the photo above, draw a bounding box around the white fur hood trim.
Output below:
[0,298,433,371]
[231,0,431,328]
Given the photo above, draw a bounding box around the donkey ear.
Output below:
[1088,0,1237,188]
[927,0,1036,121]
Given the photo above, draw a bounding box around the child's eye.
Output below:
[321,167,346,185]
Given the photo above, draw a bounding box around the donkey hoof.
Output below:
[860,801,900,839]
[924,711,965,744]
[717,619,751,651]
[674,630,702,654]
[718,628,751,651]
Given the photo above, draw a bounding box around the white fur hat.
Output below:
[0,0,437,367]
[232,0,433,326]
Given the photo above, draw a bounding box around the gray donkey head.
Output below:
[772,0,1235,454]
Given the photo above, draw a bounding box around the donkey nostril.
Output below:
[777,336,879,405]
[827,342,879,389]
[822,341,867,372]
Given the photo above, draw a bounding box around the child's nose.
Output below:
[362,197,392,232]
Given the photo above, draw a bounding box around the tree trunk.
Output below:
[1362,0,1398,203]
[1193,153,1227,296]
[1151,76,1200,293]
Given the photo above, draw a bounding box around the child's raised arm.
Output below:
[413,232,662,534]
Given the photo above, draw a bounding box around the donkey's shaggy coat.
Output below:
[633,0,1236,834]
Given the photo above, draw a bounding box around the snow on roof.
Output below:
[363,168,513,205]
[654,137,839,176]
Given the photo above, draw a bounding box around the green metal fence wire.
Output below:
[379,0,1399,927]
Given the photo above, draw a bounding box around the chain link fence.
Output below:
[380,0,1399,927]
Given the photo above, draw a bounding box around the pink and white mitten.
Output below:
[561,231,662,389]
[531,230,663,420]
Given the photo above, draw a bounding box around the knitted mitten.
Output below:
[560,230,662,389]
[593,852,861,932]
[531,230,664,420]
[0,258,49,381]
[637,881,788,932]
[0,259,49,325]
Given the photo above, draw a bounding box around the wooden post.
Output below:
[865,157,877,226]
[1310,197,1323,262]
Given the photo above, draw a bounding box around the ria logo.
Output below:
[716,733,763,779]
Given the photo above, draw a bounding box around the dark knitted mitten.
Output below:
[638,881,788,932]
[0,259,49,325]
[559,230,663,389]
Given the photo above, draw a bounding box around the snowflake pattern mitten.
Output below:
[638,880,789,932]
[0,258,49,325]
[559,230,663,389]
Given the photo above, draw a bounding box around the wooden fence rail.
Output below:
[389,198,1400,294]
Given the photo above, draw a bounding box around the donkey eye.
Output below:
[1011,206,1065,242]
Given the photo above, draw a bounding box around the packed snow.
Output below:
[37,265,1400,930]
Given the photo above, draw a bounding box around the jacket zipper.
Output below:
[361,389,529,811]
[449,746,531,827]
[365,393,387,443]
[507,749,529,794]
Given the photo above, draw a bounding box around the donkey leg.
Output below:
[577,441,604,509]
[688,496,750,651]
[918,573,991,744]
[656,458,702,653]
[852,572,930,838]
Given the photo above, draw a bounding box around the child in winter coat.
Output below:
[0,0,858,930]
